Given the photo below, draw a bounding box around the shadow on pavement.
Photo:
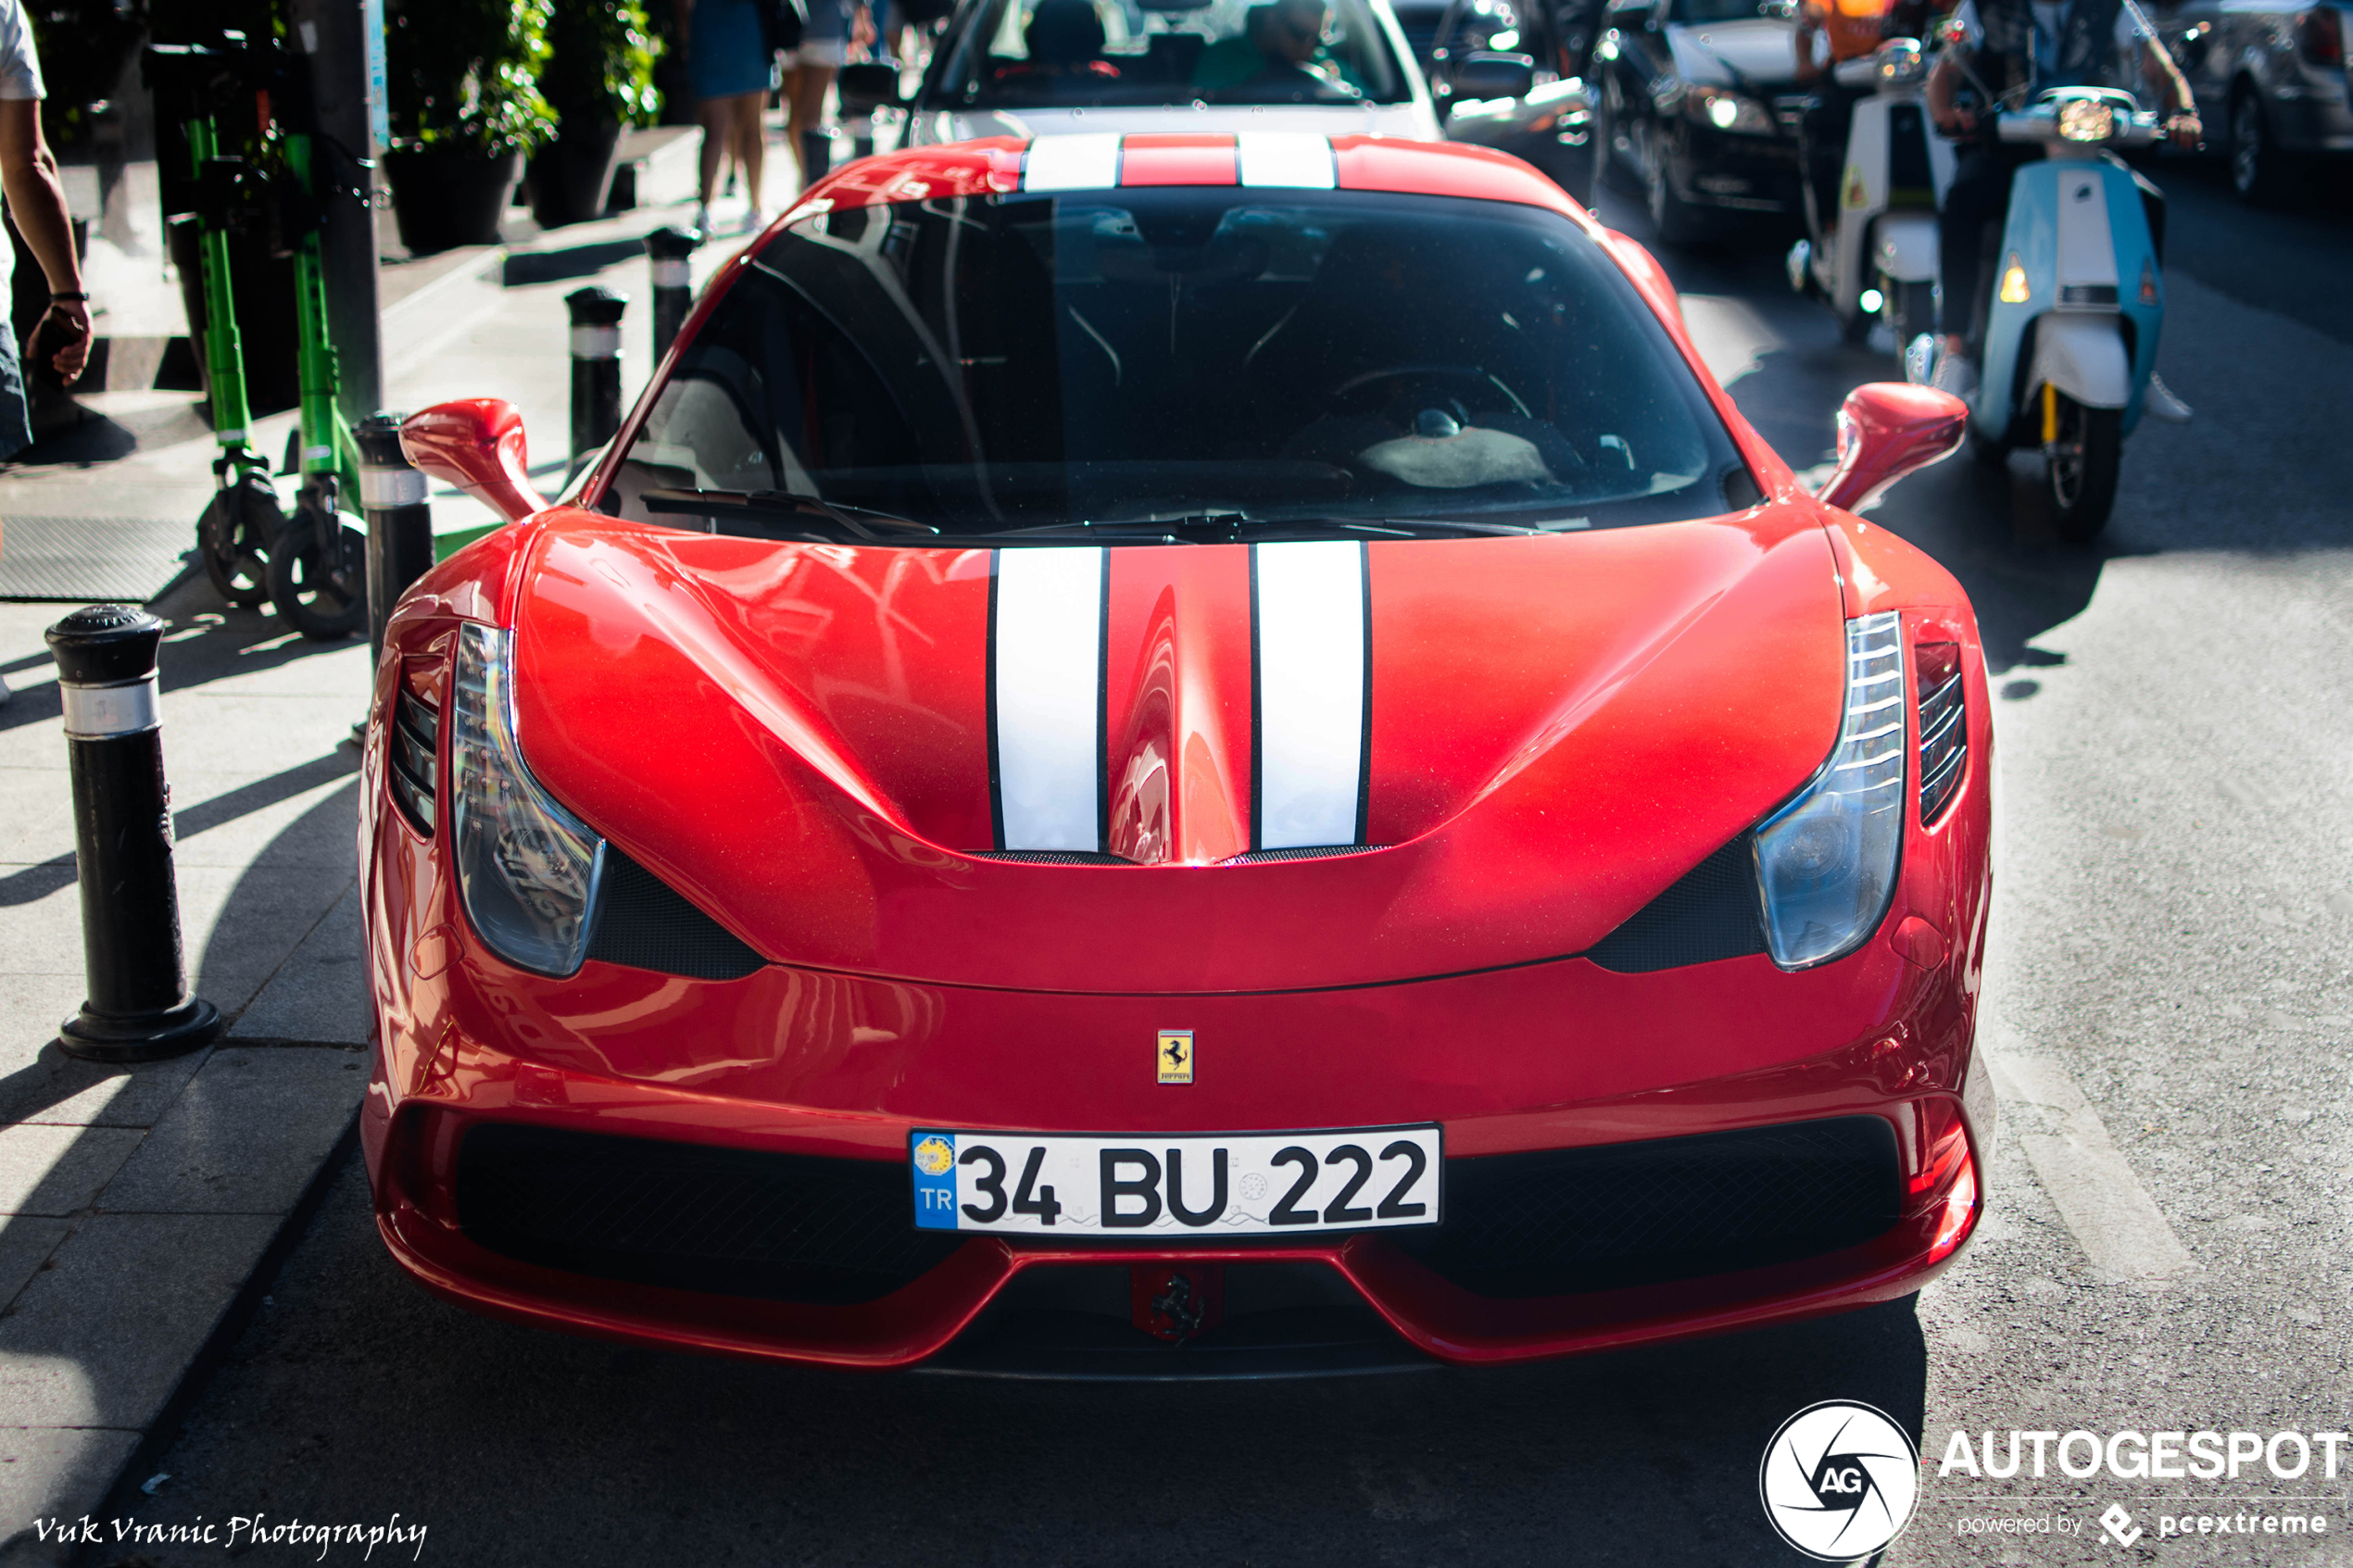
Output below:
[137,1158,1929,1566]
[0,598,359,734]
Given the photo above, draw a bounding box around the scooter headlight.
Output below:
[448,622,607,977]
[1873,38,1927,84]
[1754,612,1906,969]
[2057,97,2116,142]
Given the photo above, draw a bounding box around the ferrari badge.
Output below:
[912,1135,954,1175]
[1157,1030,1194,1085]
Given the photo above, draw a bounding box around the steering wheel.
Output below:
[1328,363,1524,420]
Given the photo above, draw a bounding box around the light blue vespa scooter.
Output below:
[1906,85,2163,541]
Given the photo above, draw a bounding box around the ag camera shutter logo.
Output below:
[1760,1400,1920,1560]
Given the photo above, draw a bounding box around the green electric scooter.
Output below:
[144,34,367,641]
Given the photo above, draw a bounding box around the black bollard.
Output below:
[47,606,220,1062]
[643,226,700,364]
[851,121,875,162]
[358,412,433,666]
[566,285,627,470]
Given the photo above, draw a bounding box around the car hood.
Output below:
[508,510,1844,992]
[915,103,1443,144]
[1666,19,1800,89]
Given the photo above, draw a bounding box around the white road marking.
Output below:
[1984,1029,2200,1282]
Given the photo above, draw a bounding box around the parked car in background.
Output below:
[1419,0,1602,200]
[2151,0,2351,202]
[840,0,1592,203]
[1591,0,1806,241]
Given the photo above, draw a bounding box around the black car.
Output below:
[1590,0,1806,240]
[1414,0,1602,201]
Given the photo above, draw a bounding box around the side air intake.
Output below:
[586,847,766,980]
[1582,834,1768,972]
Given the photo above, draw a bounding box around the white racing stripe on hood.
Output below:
[1023,132,1125,191]
[1253,540,1370,849]
[1236,132,1338,188]
[992,548,1107,849]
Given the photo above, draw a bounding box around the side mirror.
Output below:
[400,399,549,525]
[1441,50,1537,109]
[837,61,905,116]
[1816,383,1967,512]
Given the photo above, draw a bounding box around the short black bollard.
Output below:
[358,412,433,666]
[644,226,700,363]
[565,285,627,470]
[850,121,876,162]
[46,605,220,1062]
[800,127,836,188]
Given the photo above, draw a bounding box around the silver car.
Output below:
[2153,0,2351,201]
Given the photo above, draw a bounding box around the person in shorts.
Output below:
[683,0,781,233]
[0,0,93,707]
[784,0,873,191]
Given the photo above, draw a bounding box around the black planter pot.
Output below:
[384,147,526,254]
[527,119,626,229]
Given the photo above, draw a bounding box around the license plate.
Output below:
[909,1125,1443,1236]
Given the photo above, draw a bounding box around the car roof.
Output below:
[783,132,1595,231]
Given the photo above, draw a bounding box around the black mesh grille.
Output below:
[586,848,766,980]
[970,850,1134,865]
[387,687,437,834]
[1919,671,1966,823]
[1396,1117,1901,1298]
[1221,845,1381,864]
[1582,835,1768,972]
[456,1123,962,1304]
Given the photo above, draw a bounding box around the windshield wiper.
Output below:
[989,514,1547,544]
[639,488,941,542]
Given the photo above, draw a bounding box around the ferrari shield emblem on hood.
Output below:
[1158,1031,1195,1085]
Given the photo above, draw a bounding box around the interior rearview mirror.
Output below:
[1441,50,1538,110]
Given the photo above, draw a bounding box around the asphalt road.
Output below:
[93,157,2353,1568]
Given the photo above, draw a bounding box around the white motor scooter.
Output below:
[1786,37,1955,350]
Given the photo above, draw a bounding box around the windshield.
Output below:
[930,0,1414,107]
[598,188,1752,541]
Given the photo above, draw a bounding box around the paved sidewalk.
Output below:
[0,129,714,1561]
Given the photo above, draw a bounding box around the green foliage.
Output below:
[385,0,560,155]
[542,0,665,126]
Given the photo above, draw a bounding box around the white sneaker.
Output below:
[742,207,768,235]
[693,204,714,237]
[2144,373,2194,424]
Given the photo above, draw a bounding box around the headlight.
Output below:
[1691,86,1774,135]
[1754,612,1905,968]
[449,622,607,977]
[2057,97,2115,142]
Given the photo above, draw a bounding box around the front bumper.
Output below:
[1670,127,1805,213]
[362,864,1991,1371]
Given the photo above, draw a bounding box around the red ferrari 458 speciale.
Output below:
[360,132,1992,1376]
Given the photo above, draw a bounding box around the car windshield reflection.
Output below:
[598,188,1752,541]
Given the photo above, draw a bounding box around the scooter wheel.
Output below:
[198,474,283,610]
[265,508,369,640]
[2046,399,2121,544]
